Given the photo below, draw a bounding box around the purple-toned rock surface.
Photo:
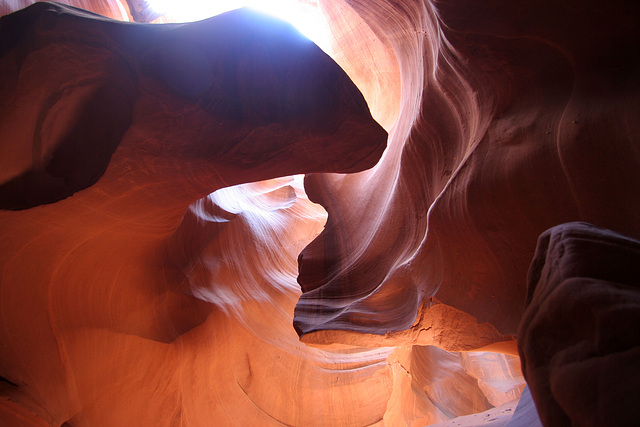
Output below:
[519,222,640,427]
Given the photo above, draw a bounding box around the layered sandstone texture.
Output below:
[295,0,640,342]
[1,0,639,426]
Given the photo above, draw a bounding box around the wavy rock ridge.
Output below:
[296,0,640,342]
[1,0,639,426]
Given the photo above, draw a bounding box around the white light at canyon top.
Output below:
[146,0,327,48]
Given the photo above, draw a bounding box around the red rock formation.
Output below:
[1,0,639,425]
[0,0,130,20]
[519,222,640,427]
[0,2,386,210]
[296,0,640,343]
[0,3,400,425]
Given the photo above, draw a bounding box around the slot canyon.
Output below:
[0,0,639,426]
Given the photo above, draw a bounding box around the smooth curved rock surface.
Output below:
[0,3,401,426]
[0,2,386,210]
[1,0,638,425]
[295,0,640,345]
[519,222,640,427]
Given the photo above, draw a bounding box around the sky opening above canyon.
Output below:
[145,0,328,48]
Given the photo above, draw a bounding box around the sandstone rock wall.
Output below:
[1,1,638,425]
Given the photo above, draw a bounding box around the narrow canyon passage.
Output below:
[1,1,639,426]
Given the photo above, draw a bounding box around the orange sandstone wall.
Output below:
[1,0,639,425]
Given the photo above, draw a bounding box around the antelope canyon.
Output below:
[0,1,638,426]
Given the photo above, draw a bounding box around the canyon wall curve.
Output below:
[1,0,639,426]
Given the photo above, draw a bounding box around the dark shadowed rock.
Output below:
[519,222,640,427]
[0,2,386,209]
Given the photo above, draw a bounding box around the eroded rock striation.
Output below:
[1,0,639,425]
[295,0,640,346]
[0,3,398,425]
